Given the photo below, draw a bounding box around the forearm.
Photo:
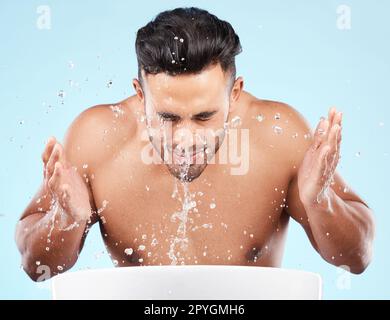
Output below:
[15,203,89,281]
[302,187,375,274]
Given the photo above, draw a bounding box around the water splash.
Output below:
[230,116,242,128]
[255,114,264,122]
[167,152,196,265]
[110,105,124,117]
[272,125,283,135]
[58,90,65,104]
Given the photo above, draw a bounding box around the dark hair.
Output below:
[135,7,242,88]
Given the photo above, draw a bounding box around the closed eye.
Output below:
[158,112,181,122]
[193,111,218,121]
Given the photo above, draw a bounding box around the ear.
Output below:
[132,78,145,103]
[229,76,244,112]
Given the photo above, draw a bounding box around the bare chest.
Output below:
[90,140,292,267]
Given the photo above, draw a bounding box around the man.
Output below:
[16,7,374,281]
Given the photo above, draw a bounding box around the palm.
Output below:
[54,163,91,222]
[297,107,342,207]
[43,137,92,223]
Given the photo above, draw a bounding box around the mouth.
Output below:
[172,150,204,165]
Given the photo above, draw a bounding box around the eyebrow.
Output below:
[192,110,218,119]
[157,111,181,120]
[157,110,218,120]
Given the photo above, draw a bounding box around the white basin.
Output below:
[51,265,322,300]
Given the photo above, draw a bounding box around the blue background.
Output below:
[0,0,389,299]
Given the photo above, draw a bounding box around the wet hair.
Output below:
[135,7,242,89]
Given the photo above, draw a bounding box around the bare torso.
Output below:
[83,91,310,268]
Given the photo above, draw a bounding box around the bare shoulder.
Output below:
[244,93,315,175]
[62,97,139,172]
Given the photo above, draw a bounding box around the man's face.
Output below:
[141,63,232,182]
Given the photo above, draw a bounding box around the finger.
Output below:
[333,111,343,127]
[330,124,342,172]
[312,144,331,186]
[320,119,330,144]
[48,162,62,192]
[325,124,341,175]
[46,143,64,179]
[328,107,337,128]
[327,123,341,154]
[324,107,337,141]
[42,136,57,164]
[312,117,325,150]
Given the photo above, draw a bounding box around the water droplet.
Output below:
[19,120,24,125]
[142,234,147,240]
[35,261,41,266]
[326,232,330,237]
[45,247,50,251]
[274,113,281,120]
[249,233,254,238]
[57,265,63,271]
[181,57,185,61]
[82,164,88,169]
[138,245,146,251]
[343,187,349,193]
[174,36,179,40]
[138,258,144,263]
[355,152,361,157]
[292,132,298,138]
[113,259,118,266]
[209,202,216,209]
[124,248,133,255]
[255,114,264,122]
[272,125,283,135]
[230,116,242,128]
[179,38,184,43]
[58,90,65,99]
[106,80,113,88]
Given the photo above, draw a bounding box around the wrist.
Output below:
[301,186,338,214]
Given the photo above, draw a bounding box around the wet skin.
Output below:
[15,63,374,280]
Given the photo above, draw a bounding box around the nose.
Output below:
[171,123,205,155]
